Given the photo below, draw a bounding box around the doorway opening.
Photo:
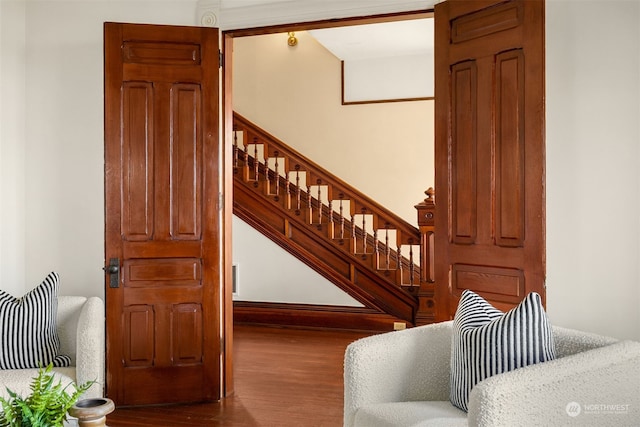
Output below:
[224,10,435,313]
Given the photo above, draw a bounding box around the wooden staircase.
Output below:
[232,113,436,328]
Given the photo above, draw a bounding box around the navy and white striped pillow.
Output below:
[0,272,71,369]
[450,290,555,412]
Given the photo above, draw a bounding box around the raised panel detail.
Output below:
[452,264,524,304]
[124,258,202,288]
[124,305,154,366]
[495,49,525,247]
[451,1,522,44]
[451,61,477,244]
[171,303,203,365]
[122,82,154,241]
[123,42,201,66]
[170,84,202,240]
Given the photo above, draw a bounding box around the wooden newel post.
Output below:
[414,188,436,325]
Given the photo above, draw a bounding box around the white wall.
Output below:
[545,0,640,340]
[0,1,199,297]
[232,216,361,305]
[343,53,434,102]
[0,0,638,340]
[0,0,27,296]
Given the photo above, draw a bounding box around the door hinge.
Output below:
[219,192,224,211]
[219,50,223,68]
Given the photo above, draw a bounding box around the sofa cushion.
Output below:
[354,401,468,427]
[0,366,76,400]
[450,290,555,412]
[0,272,71,369]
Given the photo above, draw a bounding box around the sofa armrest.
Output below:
[552,325,618,358]
[468,340,640,426]
[75,297,105,398]
[344,321,453,427]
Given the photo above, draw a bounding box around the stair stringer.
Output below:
[233,180,418,324]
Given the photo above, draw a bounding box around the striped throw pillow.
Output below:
[450,290,556,412]
[0,272,71,369]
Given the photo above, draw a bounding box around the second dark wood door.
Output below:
[434,0,546,319]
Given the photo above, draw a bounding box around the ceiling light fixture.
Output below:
[287,32,298,47]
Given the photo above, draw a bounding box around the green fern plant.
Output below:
[0,363,94,427]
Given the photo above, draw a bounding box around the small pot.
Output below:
[68,398,115,427]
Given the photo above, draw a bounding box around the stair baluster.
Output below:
[409,244,415,287]
[294,166,301,215]
[351,215,357,255]
[284,171,290,209]
[307,186,312,224]
[373,229,379,269]
[361,209,367,255]
[243,144,249,182]
[384,228,391,270]
[338,197,345,242]
[274,152,280,200]
[252,139,259,187]
[233,127,239,172]
[264,157,270,193]
[316,181,322,227]
[328,200,334,238]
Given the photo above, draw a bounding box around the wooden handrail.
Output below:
[234,114,419,241]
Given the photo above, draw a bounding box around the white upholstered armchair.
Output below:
[0,296,105,399]
[344,321,640,427]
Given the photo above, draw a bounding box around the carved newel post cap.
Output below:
[424,187,435,202]
[69,398,115,427]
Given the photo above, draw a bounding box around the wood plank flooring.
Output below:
[106,325,373,426]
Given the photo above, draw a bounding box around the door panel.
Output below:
[104,22,222,406]
[451,264,524,303]
[495,49,525,247]
[123,305,154,366]
[451,60,478,245]
[171,83,202,240]
[121,82,154,241]
[434,0,545,319]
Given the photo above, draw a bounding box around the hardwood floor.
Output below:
[106,325,373,426]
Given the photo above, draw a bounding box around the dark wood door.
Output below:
[104,22,222,405]
[434,0,545,319]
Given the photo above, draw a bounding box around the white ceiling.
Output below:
[308,18,434,61]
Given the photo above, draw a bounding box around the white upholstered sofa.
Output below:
[0,296,105,400]
[344,321,640,427]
